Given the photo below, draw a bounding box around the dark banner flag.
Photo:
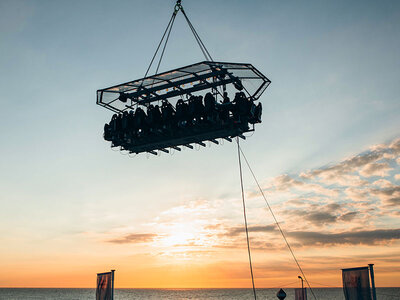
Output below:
[295,288,307,300]
[96,271,114,300]
[342,267,372,300]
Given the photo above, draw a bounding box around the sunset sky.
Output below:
[0,0,399,288]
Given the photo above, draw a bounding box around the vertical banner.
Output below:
[342,267,372,300]
[96,271,114,300]
[295,288,307,300]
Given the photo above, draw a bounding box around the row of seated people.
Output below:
[104,91,262,146]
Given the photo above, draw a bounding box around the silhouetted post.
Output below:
[276,288,286,300]
[368,264,377,300]
[298,275,305,299]
[111,270,115,300]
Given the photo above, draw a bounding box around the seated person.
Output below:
[204,92,218,123]
[133,107,147,137]
[204,92,216,112]
[146,104,161,133]
[249,102,262,124]
[187,95,196,125]
[161,101,175,128]
[217,92,232,123]
[193,95,204,124]
[233,92,252,128]
[176,98,189,127]
[151,104,162,130]
[127,109,136,140]
[104,123,112,141]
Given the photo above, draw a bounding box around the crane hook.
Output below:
[175,0,182,13]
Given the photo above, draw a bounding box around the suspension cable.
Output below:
[238,145,318,300]
[237,138,257,300]
[142,0,213,84]
[144,0,214,79]
[154,12,177,76]
[180,8,213,61]
[143,10,177,79]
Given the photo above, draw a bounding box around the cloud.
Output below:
[385,197,400,207]
[268,174,339,197]
[223,225,276,237]
[280,201,364,228]
[359,162,393,177]
[287,228,400,246]
[370,186,400,202]
[310,152,383,180]
[344,187,371,202]
[373,179,393,188]
[298,138,399,186]
[390,138,400,155]
[107,233,157,244]
[338,211,358,222]
[304,211,337,225]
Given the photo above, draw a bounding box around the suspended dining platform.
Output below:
[97,61,270,155]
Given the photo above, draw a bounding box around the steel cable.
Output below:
[236,137,257,300]
[238,145,318,300]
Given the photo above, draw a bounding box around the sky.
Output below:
[0,0,399,289]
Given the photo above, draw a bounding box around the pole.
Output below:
[299,276,305,300]
[368,264,377,300]
[111,270,115,300]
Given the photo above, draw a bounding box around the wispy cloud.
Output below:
[287,228,400,246]
[107,233,157,244]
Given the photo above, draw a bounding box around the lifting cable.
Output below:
[237,144,318,300]
[144,0,213,80]
[180,7,213,61]
[143,9,177,79]
[154,10,177,76]
[236,137,257,300]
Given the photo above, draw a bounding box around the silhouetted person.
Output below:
[109,114,118,135]
[121,111,129,132]
[249,102,262,124]
[233,78,244,91]
[127,109,136,140]
[193,95,204,124]
[152,104,162,131]
[134,107,147,137]
[104,123,112,141]
[217,92,232,123]
[116,113,123,139]
[233,92,251,129]
[204,92,217,123]
[187,95,196,125]
[176,98,188,128]
[161,101,175,132]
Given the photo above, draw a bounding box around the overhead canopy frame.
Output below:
[96,61,271,113]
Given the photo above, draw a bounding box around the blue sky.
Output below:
[0,0,399,287]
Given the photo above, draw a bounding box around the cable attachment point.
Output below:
[174,0,182,13]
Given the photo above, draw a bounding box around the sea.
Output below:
[0,288,398,300]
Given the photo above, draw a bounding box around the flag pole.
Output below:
[368,264,377,300]
[111,269,115,300]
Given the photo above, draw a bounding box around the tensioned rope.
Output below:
[180,7,213,61]
[236,137,257,300]
[144,0,212,80]
[238,145,318,300]
[143,10,177,79]
[154,13,177,76]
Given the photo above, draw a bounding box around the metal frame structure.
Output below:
[121,124,250,155]
[97,61,271,113]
